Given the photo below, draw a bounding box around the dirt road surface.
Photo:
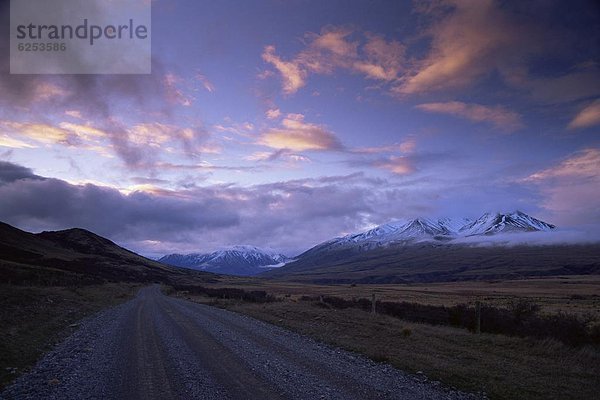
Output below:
[2,286,477,399]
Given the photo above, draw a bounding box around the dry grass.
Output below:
[211,275,600,318]
[0,283,140,389]
[176,292,600,400]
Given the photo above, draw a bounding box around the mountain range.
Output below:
[305,211,556,255]
[261,211,600,283]
[159,245,291,276]
[158,211,564,278]
[1,214,597,285]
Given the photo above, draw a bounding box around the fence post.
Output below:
[371,293,376,315]
[475,300,481,334]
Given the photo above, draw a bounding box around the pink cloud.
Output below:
[259,113,342,151]
[375,156,415,175]
[524,148,600,226]
[395,0,522,95]
[195,73,215,93]
[352,138,416,155]
[262,27,405,94]
[33,82,69,102]
[416,101,523,131]
[265,108,282,120]
[164,73,193,106]
[262,45,307,94]
[568,100,600,130]
[353,33,405,81]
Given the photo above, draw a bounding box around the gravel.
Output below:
[1,286,485,400]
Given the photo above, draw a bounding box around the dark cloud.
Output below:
[0,161,43,184]
[1,160,596,257]
[0,0,164,116]
[0,162,240,245]
[0,162,420,256]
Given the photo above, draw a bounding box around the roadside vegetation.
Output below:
[0,283,139,389]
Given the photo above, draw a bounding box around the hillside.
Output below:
[263,243,600,284]
[0,222,214,286]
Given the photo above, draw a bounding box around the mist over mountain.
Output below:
[261,212,600,284]
[302,211,556,257]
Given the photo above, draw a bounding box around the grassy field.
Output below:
[200,275,600,317]
[0,283,140,389]
[171,275,600,400]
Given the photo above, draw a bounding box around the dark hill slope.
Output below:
[263,243,600,284]
[0,222,214,285]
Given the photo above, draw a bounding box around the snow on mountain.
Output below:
[318,211,555,251]
[159,245,291,276]
[459,211,555,236]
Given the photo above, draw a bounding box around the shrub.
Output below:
[171,285,277,303]
[315,294,599,347]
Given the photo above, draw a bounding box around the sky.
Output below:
[0,0,599,257]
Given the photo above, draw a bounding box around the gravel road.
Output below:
[2,286,480,400]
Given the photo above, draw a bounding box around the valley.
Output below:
[1,221,599,400]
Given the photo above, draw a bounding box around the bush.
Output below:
[313,294,599,347]
[170,285,277,303]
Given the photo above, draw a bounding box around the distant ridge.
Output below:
[159,245,290,276]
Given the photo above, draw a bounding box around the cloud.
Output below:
[526,148,600,181]
[454,228,600,246]
[58,122,108,140]
[416,101,523,131]
[375,156,415,175]
[0,121,70,145]
[399,138,417,153]
[265,108,282,120]
[262,27,405,94]
[352,33,405,81]
[395,0,519,95]
[262,2,594,104]
[394,1,600,103]
[296,26,358,74]
[512,65,600,105]
[0,136,35,149]
[0,117,213,168]
[262,45,307,94]
[351,137,417,155]
[0,37,209,167]
[3,159,596,256]
[0,162,240,245]
[0,161,414,256]
[346,137,421,175]
[259,113,343,151]
[195,73,215,93]
[0,161,42,184]
[245,149,311,164]
[163,73,193,106]
[568,100,600,130]
[32,82,70,102]
[524,148,600,226]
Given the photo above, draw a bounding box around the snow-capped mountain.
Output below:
[458,211,555,236]
[306,211,555,254]
[159,245,291,276]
